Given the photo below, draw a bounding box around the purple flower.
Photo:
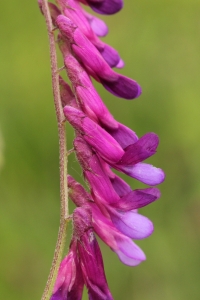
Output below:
[78,0,124,15]
[68,177,149,266]
[56,15,141,99]
[50,242,84,300]
[39,0,165,297]
[51,207,113,300]
[70,121,164,186]
[82,10,109,37]
[64,106,125,164]
[91,204,146,266]
[57,0,121,68]
[63,54,118,129]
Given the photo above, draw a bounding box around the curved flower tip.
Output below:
[92,205,146,266]
[107,123,138,149]
[84,11,109,37]
[122,162,165,185]
[113,187,161,211]
[117,132,159,165]
[110,174,132,197]
[88,0,124,15]
[57,16,141,99]
[115,235,146,266]
[101,75,142,100]
[111,211,154,239]
[50,245,84,300]
[98,44,121,68]
[64,106,125,164]
[115,58,125,69]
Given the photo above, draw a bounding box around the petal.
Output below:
[100,75,142,99]
[112,187,161,211]
[119,162,165,185]
[83,118,124,163]
[92,205,146,266]
[115,237,146,266]
[107,122,138,149]
[97,44,120,68]
[115,58,125,69]
[110,174,131,197]
[110,211,154,239]
[84,11,109,37]
[78,230,113,300]
[88,0,124,15]
[64,107,124,164]
[76,86,118,130]
[117,132,159,165]
[85,157,120,205]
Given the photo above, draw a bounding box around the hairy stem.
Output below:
[41,1,68,300]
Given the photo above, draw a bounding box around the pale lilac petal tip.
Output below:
[111,212,154,239]
[84,11,109,36]
[115,237,146,266]
[115,59,125,69]
[122,163,165,185]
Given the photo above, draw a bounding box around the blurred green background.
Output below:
[1,1,200,299]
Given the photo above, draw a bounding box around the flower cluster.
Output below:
[39,1,165,299]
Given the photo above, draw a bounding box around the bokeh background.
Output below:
[1,1,200,299]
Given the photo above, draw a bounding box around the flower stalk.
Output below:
[40,1,69,300]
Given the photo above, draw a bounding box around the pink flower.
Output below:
[56,15,141,99]
[51,207,113,300]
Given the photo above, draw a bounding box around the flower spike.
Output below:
[39,1,164,298]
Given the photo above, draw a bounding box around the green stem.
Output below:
[40,1,69,300]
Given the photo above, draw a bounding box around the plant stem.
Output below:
[41,1,68,300]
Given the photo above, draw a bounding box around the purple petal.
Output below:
[56,15,77,42]
[83,10,109,37]
[74,137,120,205]
[112,187,161,211]
[107,122,138,149]
[91,205,146,266]
[72,29,116,81]
[115,237,146,266]
[119,162,165,185]
[78,229,113,300]
[64,107,124,164]
[110,174,131,197]
[76,86,118,130]
[117,132,159,165]
[110,210,154,239]
[64,54,118,129]
[61,23,141,100]
[115,58,125,69]
[88,0,124,15]
[97,44,120,68]
[51,243,84,300]
[100,75,142,99]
